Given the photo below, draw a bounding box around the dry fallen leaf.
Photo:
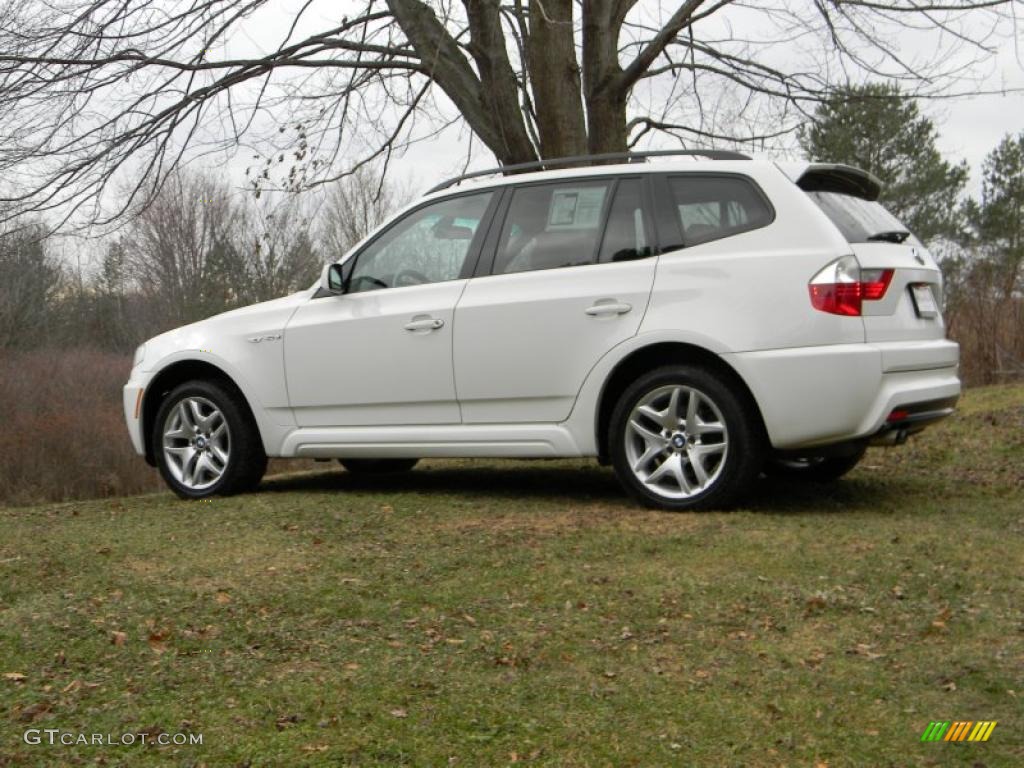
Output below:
[930,606,952,632]
[215,591,232,604]
[18,701,52,722]
[148,630,170,655]
[111,631,127,647]
[275,714,300,730]
[3,672,26,682]
[389,708,408,718]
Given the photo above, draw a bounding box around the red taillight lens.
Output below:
[809,282,862,316]
[861,269,894,301]
[808,258,894,316]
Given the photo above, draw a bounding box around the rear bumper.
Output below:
[723,340,960,450]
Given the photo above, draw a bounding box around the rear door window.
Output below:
[667,175,773,246]
[598,179,652,263]
[493,181,612,275]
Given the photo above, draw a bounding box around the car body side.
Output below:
[123,158,960,465]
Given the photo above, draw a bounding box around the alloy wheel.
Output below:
[162,396,231,491]
[624,384,729,500]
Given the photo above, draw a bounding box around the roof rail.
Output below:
[425,149,752,195]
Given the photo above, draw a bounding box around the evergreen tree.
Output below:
[800,83,967,244]
[965,132,1024,299]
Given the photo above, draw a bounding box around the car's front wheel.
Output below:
[153,379,267,499]
[609,365,764,511]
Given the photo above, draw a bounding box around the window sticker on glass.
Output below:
[548,187,606,230]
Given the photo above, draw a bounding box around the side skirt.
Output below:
[277,423,586,459]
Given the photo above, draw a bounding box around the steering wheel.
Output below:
[349,275,388,293]
[393,268,430,287]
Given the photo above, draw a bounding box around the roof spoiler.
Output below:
[796,163,882,201]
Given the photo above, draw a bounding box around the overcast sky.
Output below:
[237,0,1024,199]
[41,0,1024,266]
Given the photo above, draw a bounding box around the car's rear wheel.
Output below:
[765,447,866,482]
[339,458,419,474]
[609,365,764,511]
[153,380,267,499]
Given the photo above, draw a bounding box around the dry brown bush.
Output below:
[0,348,161,505]
[0,348,317,506]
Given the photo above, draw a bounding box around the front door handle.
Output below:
[585,300,632,317]
[404,315,445,332]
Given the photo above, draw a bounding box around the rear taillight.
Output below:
[809,256,894,316]
[861,268,894,300]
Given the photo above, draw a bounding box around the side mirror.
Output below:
[320,263,344,295]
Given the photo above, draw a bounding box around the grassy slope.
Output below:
[1,386,1022,767]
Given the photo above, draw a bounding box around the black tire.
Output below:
[339,458,419,474]
[152,379,267,499]
[765,447,866,482]
[609,365,764,511]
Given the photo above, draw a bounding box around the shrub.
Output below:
[0,348,163,505]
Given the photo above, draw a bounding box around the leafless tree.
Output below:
[0,0,1020,228]
[243,196,322,303]
[121,171,245,326]
[319,163,414,260]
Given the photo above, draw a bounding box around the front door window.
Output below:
[348,192,493,293]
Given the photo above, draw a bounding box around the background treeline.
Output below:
[0,167,408,505]
[0,88,1021,505]
[0,166,408,353]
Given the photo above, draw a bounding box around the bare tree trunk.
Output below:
[527,0,587,158]
[581,0,630,154]
[388,0,536,165]
[465,0,539,163]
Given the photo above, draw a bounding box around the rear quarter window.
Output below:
[667,175,774,246]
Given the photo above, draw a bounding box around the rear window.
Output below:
[805,191,910,244]
[668,175,774,246]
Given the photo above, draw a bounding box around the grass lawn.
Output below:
[1,385,1022,767]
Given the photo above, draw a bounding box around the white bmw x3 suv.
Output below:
[123,150,960,510]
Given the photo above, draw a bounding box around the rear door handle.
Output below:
[585,300,632,317]
[404,315,445,332]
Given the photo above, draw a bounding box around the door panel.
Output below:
[454,262,656,422]
[454,177,657,424]
[284,282,466,427]
[284,190,495,428]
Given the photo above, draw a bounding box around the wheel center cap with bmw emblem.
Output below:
[671,434,687,450]
[196,436,207,450]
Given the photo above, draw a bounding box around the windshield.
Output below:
[805,190,911,244]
